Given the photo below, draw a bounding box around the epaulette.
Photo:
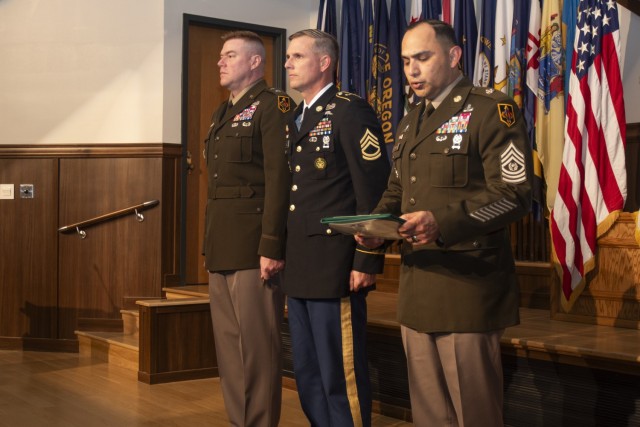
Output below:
[335,91,361,101]
[471,86,511,102]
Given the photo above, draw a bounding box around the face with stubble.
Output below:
[401,22,461,101]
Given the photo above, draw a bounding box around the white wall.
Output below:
[0,0,637,145]
[0,0,165,145]
[618,6,640,124]
[0,0,313,146]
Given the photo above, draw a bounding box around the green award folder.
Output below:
[320,213,405,240]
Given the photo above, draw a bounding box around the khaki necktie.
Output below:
[417,101,435,133]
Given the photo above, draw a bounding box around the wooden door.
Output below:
[182,17,286,285]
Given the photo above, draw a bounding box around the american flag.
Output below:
[550,0,627,309]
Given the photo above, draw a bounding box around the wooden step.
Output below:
[163,285,208,299]
[120,309,139,338]
[76,330,138,372]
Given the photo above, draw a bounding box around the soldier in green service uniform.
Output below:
[358,20,533,427]
[203,30,293,427]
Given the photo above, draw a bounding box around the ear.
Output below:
[250,54,262,70]
[319,55,332,73]
[449,46,462,69]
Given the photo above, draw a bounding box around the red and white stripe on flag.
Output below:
[409,0,423,24]
[550,0,627,310]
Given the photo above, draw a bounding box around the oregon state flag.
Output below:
[370,0,395,152]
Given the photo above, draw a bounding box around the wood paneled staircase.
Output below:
[75,286,216,384]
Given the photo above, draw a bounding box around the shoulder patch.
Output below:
[497,103,516,127]
[360,129,381,161]
[471,86,504,100]
[277,95,291,113]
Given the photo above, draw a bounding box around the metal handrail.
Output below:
[58,200,159,239]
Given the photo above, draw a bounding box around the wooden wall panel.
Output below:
[0,159,58,338]
[57,157,165,339]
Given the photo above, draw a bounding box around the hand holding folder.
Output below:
[320,214,405,240]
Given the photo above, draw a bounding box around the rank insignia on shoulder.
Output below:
[360,129,381,161]
[278,96,290,113]
[497,103,516,127]
[500,141,526,184]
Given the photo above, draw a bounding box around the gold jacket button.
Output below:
[295,165,301,172]
[289,204,296,211]
[213,173,218,179]
[410,153,417,160]
[292,184,298,191]
[296,146,302,152]
[473,241,481,248]
[410,176,417,183]
[326,228,333,234]
[444,148,450,154]
[409,198,416,205]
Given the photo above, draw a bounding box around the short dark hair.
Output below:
[289,29,339,74]
[221,30,266,60]
[406,19,459,49]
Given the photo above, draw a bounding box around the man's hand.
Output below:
[350,270,376,292]
[398,211,441,245]
[354,235,385,249]
[260,256,284,281]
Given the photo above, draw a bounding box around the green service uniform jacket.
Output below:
[282,86,391,299]
[203,80,294,272]
[374,77,533,333]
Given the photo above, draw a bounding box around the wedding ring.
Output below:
[411,235,418,243]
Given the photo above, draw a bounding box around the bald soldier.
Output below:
[358,20,532,426]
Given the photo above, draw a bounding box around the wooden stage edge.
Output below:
[167,284,640,377]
